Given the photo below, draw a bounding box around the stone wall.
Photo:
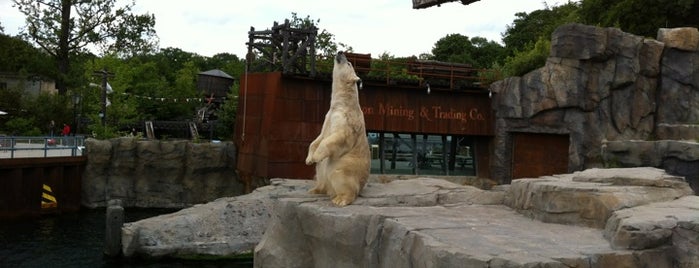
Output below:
[490,23,699,184]
[82,138,244,208]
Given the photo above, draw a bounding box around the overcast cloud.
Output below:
[0,0,562,58]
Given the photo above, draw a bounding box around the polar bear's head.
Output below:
[333,51,362,91]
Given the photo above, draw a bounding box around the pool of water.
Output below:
[0,208,253,267]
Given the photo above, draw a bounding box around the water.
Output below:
[0,208,254,268]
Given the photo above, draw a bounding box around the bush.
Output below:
[4,117,42,136]
[87,123,122,139]
[502,37,551,77]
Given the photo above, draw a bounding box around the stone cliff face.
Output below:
[82,138,244,208]
[490,24,699,186]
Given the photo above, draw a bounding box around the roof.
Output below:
[198,69,234,80]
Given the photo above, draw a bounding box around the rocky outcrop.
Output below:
[83,138,244,208]
[121,179,312,258]
[254,168,696,267]
[121,167,698,267]
[604,195,699,267]
[505,168,693,228]
[602,140,699,194]
[489,23,699,184]
[121,177,503,259]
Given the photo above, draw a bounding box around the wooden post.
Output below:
[104,199,124,257]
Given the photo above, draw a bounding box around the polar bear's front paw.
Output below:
[332,195,355,207]
[305,154,315,165]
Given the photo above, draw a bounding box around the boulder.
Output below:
[657,27,699,52]
[604,195,699,267]
[122,177,503,259]
[504,167,693,228]
[121,179,314,258]
[120,168,696,267]
[255,174,677,268]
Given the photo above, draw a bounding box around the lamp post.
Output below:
[72,93,81,134]
[92,69,114,126]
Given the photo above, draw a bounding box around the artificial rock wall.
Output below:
[490,23,699,184]
[82,138,244,208]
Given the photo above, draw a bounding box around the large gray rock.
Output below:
[657,27,699,52]
[604,195,699,267]
[83,138,244,208]
[121,179,314,258]
[504,167,693,228]
[122,177,503,259]
[120,168,696,267]
[255,173,682,268]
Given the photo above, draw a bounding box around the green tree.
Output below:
[430,34,505,68]
[79,54,140,135]
[288,12,352,57]
[13,0,157,94]
[214,84,239,141]
[502,1,580,56]
[0,33,53,75]
[498,1,580,77]
[205,53,245,80]
[502,37,551,77]
[579,0,699,38]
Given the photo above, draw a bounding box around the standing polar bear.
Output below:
[305,51,370,207]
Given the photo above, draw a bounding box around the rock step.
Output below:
[655,124,699,141]
[255,200,673,268]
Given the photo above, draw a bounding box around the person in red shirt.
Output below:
[62,123,71,136]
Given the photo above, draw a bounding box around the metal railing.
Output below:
[0,136,85,159]
[308,53,501,91]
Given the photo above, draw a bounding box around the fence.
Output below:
[0,136,85,159]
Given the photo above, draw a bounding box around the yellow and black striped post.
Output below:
[41,184,58,209]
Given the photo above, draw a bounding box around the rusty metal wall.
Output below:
[0,156,85,219]
[234,72,494,183]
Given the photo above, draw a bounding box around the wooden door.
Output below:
[512,133,569,179]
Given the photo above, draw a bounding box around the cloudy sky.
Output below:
[0,0,562,58]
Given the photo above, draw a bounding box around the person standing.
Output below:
[61,123,71,146]
[49,120,55,136]
[62,123,71,136]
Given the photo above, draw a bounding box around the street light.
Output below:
[92,69,114,126]
[73,93,81,134]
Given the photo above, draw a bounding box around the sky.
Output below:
[0,0,562,58]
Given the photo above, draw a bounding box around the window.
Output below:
[368,132,476,176]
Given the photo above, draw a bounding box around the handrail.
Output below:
[0,136,86,159]
[310,53,501,90]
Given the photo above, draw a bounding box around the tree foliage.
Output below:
[502,1,580,56]
[430,34,505,69]
[214,84,239,141]
[288,12,352,58]
[579,0,699,38]
[497,1,580,77]
[502,37,551,77]
[13,0,158,94]
[0,34,53,75]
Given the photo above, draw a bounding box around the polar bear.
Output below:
[305,51,371,207]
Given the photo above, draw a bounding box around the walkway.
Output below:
[0,136,85,159]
